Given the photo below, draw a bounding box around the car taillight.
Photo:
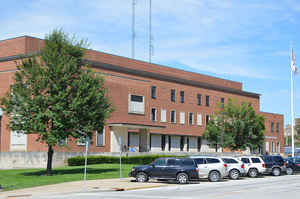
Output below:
[262,164,265,168]
[241,164,245,169]
[224,164,228,168]
[196,168,199,172]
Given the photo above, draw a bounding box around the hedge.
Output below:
[68,154,186,166]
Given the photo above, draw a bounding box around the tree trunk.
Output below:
[215,144,218,152]
[46,145,54,176]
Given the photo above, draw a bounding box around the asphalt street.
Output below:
[19,174,300,199]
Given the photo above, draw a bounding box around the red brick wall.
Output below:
[261,112,284,153]
[0,36,278,153]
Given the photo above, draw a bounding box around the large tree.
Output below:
[203,99,265,152]
[0,30,113,175]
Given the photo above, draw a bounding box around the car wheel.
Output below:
[229,169,240,180]
[177,173,189,184]
[248,168,258,178]
[286,167,294,175]
[272,168,281,176]
[208,171,221,182]
[136,172,148,183]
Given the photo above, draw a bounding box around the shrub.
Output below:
[68,154,186,166]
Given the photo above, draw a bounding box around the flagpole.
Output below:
[291,47,295,157]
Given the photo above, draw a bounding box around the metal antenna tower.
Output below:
[132,0,136,59]
[149,0,153,63]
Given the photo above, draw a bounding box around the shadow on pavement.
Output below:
[21,168,118,176]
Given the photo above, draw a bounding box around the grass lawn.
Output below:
[0,164,136,191]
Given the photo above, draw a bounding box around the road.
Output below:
[20,174,300,199]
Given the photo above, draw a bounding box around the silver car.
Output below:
[221,157,246,180]
[190,156,227,182]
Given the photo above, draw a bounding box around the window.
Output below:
[179,112,185,124]
[96,128,105,146]
[241,158,250,164]
[271,122,274,133]
[187,137,189,152]
[206,158,220,164]
[167,159,180,166]
[277,142,280,153]
[171,89,175,102]
[197,137,202,152]
[221,98,225,108]
[206,115,210,125]
[180,136,185,151]
[161,109,166,122]
[194,158,205,165]
[58,138,67,146]
[170,110,176,123]
[197,94,201,105]
[180,91,184,103]
[151,86,156,99]
[205,95,210,107]
[197,113,202,126]
[151,108,156,121]
[168,136,172,151]
[188,112,194,125]
[251,158,261,163]
[161,135,166,151]
[181,159,195,166]
[271,141,274,152]
[222,158,238,164]
[276,122,279,133]
[153,158,166,166]
[265,142,269,152]
[129,94,144,114]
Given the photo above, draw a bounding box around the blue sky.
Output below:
[1,0,300,126]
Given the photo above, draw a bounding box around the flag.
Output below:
[291,48,298,74]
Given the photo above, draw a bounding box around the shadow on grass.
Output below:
[21,168,118,176]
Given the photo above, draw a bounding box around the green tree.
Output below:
[0,30,113,175]
[203,99,265,152]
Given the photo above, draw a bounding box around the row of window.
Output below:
[270,122,280,133]
[265,141,280,153]
[150,134,202,152]
[151,86,225,107]
[150,108,210,125]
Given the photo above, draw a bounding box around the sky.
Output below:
[1,0,300,126]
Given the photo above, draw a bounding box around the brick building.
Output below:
[0,36,284,154]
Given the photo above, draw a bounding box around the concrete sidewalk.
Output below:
[0,178,174,199]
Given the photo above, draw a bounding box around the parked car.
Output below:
[129,157,200,184]
[237,156,266,177]
[260,155,286,176]
[189,156,227,182]
[285,156,300,175]
[221,157,246,180]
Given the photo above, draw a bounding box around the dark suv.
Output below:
[285,156,300,175]
[129,157,199,184]
[260,155,286,176]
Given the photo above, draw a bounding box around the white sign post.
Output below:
[84,136,90,188]
[118,136,122,179]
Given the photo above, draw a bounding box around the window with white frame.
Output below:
[197,113,202,126]
[128,94,144,114]
[97,128,105,146]
[151,108,157,121]
[265,142,269,152]
[179,112,185,124]
[170,110,176,123]
[161,109,166,122]
[188,112,194,125]
[276,142,280,153]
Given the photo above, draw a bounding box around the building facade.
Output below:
[0,36,284,154]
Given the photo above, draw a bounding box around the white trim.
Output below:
[170,110,176,123]
[96,128,105,146]
[160,109,167,122]
[179,111,185,124]
[128,94,145,114]
[188,112,194,125]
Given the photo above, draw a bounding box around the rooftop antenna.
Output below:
[149,0,153,63]
[132,0,136,59]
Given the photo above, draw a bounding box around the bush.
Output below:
[68,154,186,166]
